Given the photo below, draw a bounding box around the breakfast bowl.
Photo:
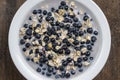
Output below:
[8,0,111,80]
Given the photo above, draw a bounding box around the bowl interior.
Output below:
[9,0,110,80]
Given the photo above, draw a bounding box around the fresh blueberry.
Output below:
[60,1,66,6]
[38,9,42,14]
[79,69,83,72]
[43,10,47,15]
[67,57,72,62]
[51,7,55,12]
[43,36,49,42]
[58,49,63,54]
[87,28,93,34]
[59,66,64,71]
[36,68,41,72]
[73,17,79,22]
[74,61,78,66]
[77,58,82,63]
[24,24,28,28]
[39,63,43,67]
[22,48,26,52]
[42,67,46,71]
[87,45,92,50]
[79,31,84,36]
[33,10,37,14]
[91,36,97,42]
[94,31,98,35]
[83,57,88,61]
[71,70,76,75]
[65,73,71,78]
[62,38,68,43]
[65,49,71,55]
[74,47,80,51]
[45,16,51,21]
[48,67,54,73]
[35,33,41,39]
[25,43,31,48]
[64,5,69,10]
[86,51,91,56]
[67,32,72,38]
[78,63,82,68]
[26,29,32,36]
[73,40,79,45]
[42,72,45,75]
[59,23,64,28]
[55,75,60,79]
[86,40,91,44]
[90,57,94,60]
[83,15,89,21]
[59,5,64,9]
[20,39,25,45]
[48,54,53,60]
[62,61,68,66]
[47,12,52,16]
[46,72,52,77]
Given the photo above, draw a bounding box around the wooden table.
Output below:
[0,0,119,80]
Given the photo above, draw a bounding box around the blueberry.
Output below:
[26,29,32,36]
[29,17,32,20]
[87,45,92,50]
[36,68,41,72]
[86,51,91,56]
[87,28,93,34]
[43,36,49,42]
[22,48,26,52]
[62,38,68,43]
[79,31,84,36]
[26,57,30,61]
[67,57,72,62]
[47,12,52,16]
[61,1,66,6]
[83,57,88,61]
[77,22,82,28]
[25,43,31,48]
[78,63,82,68]
[62,45,67,50]
[77,58,82,63]
[73,40,79,45]
[60,72,65,78]
[65,24,70,29]
[64,5,69,10]
[59,66,64,71]
[74,61,78,66]
[51,7,55,12]
[29,50,33,54]
[48,54,53,60]
[46,72,52,77]
[51,17,54,21]
[79,69,83,72]
[50,38,55,43]
[58,49,63,54]
[73,17,79,22]
[74,47,80,51]
[36,24,41,27]
[42,72,45,75]
[20,39,25,45]
[94,31,98,35]
[43,10,47,15]
[48,67,54,73]
[83,15,89,21]
[90,57,94,60]
[38,19,42,23]
[71,70,76,75]
[42,67,46,71]
[38,9,42,14]
[55,75,60,79]
[67,32,72,38]
[33,10,37,14]
[86,40,91,44]
[24,24,28,28]
[59,5,64,9]
[65,73,70,78]
[35,33,41,39]
[65,49,71,55]
[74,31,79,36]
[64,18,69,23]
[62,61,68,66]
[91,36,97,42]
[39,63,43,67]
[45,16,51,21]
[59,23,64,28]
[66,42,71,46]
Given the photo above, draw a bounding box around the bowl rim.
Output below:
[8,0,111,80]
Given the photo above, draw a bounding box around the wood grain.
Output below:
[0,0,119,80]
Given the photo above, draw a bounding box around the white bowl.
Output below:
[9,0,111,80]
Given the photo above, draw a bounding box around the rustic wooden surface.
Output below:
[0,0,120,80]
